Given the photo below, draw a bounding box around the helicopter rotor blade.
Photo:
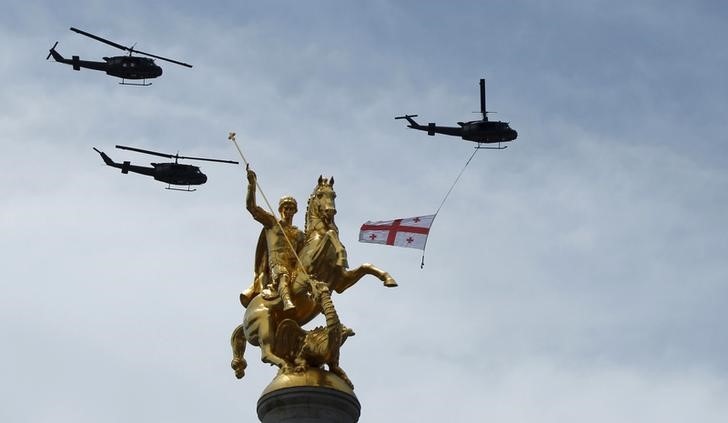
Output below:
[131,48,193,68]
[70,27,192,68]
[115,145,174,159]
[115,145,237,164]
[175,155,239,164]
[480,78,487,120]
[70,27,131,52]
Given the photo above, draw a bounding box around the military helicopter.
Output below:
[93,145,238,191]
[396,78,518,149]
[47,27,192,86]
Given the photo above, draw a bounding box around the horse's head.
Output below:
[306,176,337,234]
[315,175,337,222]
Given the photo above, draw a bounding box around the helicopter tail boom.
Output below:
[94,147,157,178]
[48,44,107,73]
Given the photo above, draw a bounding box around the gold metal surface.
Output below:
[242,166,304,311]
[230,166,397,392]
[261,367,356,397]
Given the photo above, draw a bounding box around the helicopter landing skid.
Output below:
[475,142,507,150]
[119,79,152,87]
[166,185,196,192]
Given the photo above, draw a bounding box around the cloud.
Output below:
[2,1,728,422]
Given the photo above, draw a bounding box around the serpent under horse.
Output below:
[231,175,397,378]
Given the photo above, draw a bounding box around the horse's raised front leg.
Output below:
[335,263,397,293]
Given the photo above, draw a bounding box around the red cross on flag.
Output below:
[358,215,435,250]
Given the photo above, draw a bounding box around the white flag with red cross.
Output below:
[358,215,435,250]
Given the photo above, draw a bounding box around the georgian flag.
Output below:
[358,215,435,250]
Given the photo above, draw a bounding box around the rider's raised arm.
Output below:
[246,166,277,228]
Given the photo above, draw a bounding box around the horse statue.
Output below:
[231,175,397,379]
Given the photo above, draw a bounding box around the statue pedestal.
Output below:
[256,369,360,423]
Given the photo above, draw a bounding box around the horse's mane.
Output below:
[304,189,316,236]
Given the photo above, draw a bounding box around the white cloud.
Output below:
[2,1,728,422]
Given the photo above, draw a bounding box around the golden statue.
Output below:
[230,168,397,391]
[241,166,304,311]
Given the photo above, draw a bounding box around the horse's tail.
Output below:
[230,323,248,379]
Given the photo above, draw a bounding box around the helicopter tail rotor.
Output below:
[395,114,421,128]
[93,147,117,167]
[46,41,59,60]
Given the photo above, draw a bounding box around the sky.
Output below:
[2,1,728,421]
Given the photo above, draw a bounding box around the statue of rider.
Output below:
[240,165,304,311]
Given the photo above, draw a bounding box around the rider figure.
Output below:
[242,165,304,311]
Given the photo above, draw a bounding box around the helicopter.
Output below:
[47,27,192,86]
[395,78,518,149]
[93,145,238,191]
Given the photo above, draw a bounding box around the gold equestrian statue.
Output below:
[230,169,397,384]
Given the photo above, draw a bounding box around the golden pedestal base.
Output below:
[257,369,360,423]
